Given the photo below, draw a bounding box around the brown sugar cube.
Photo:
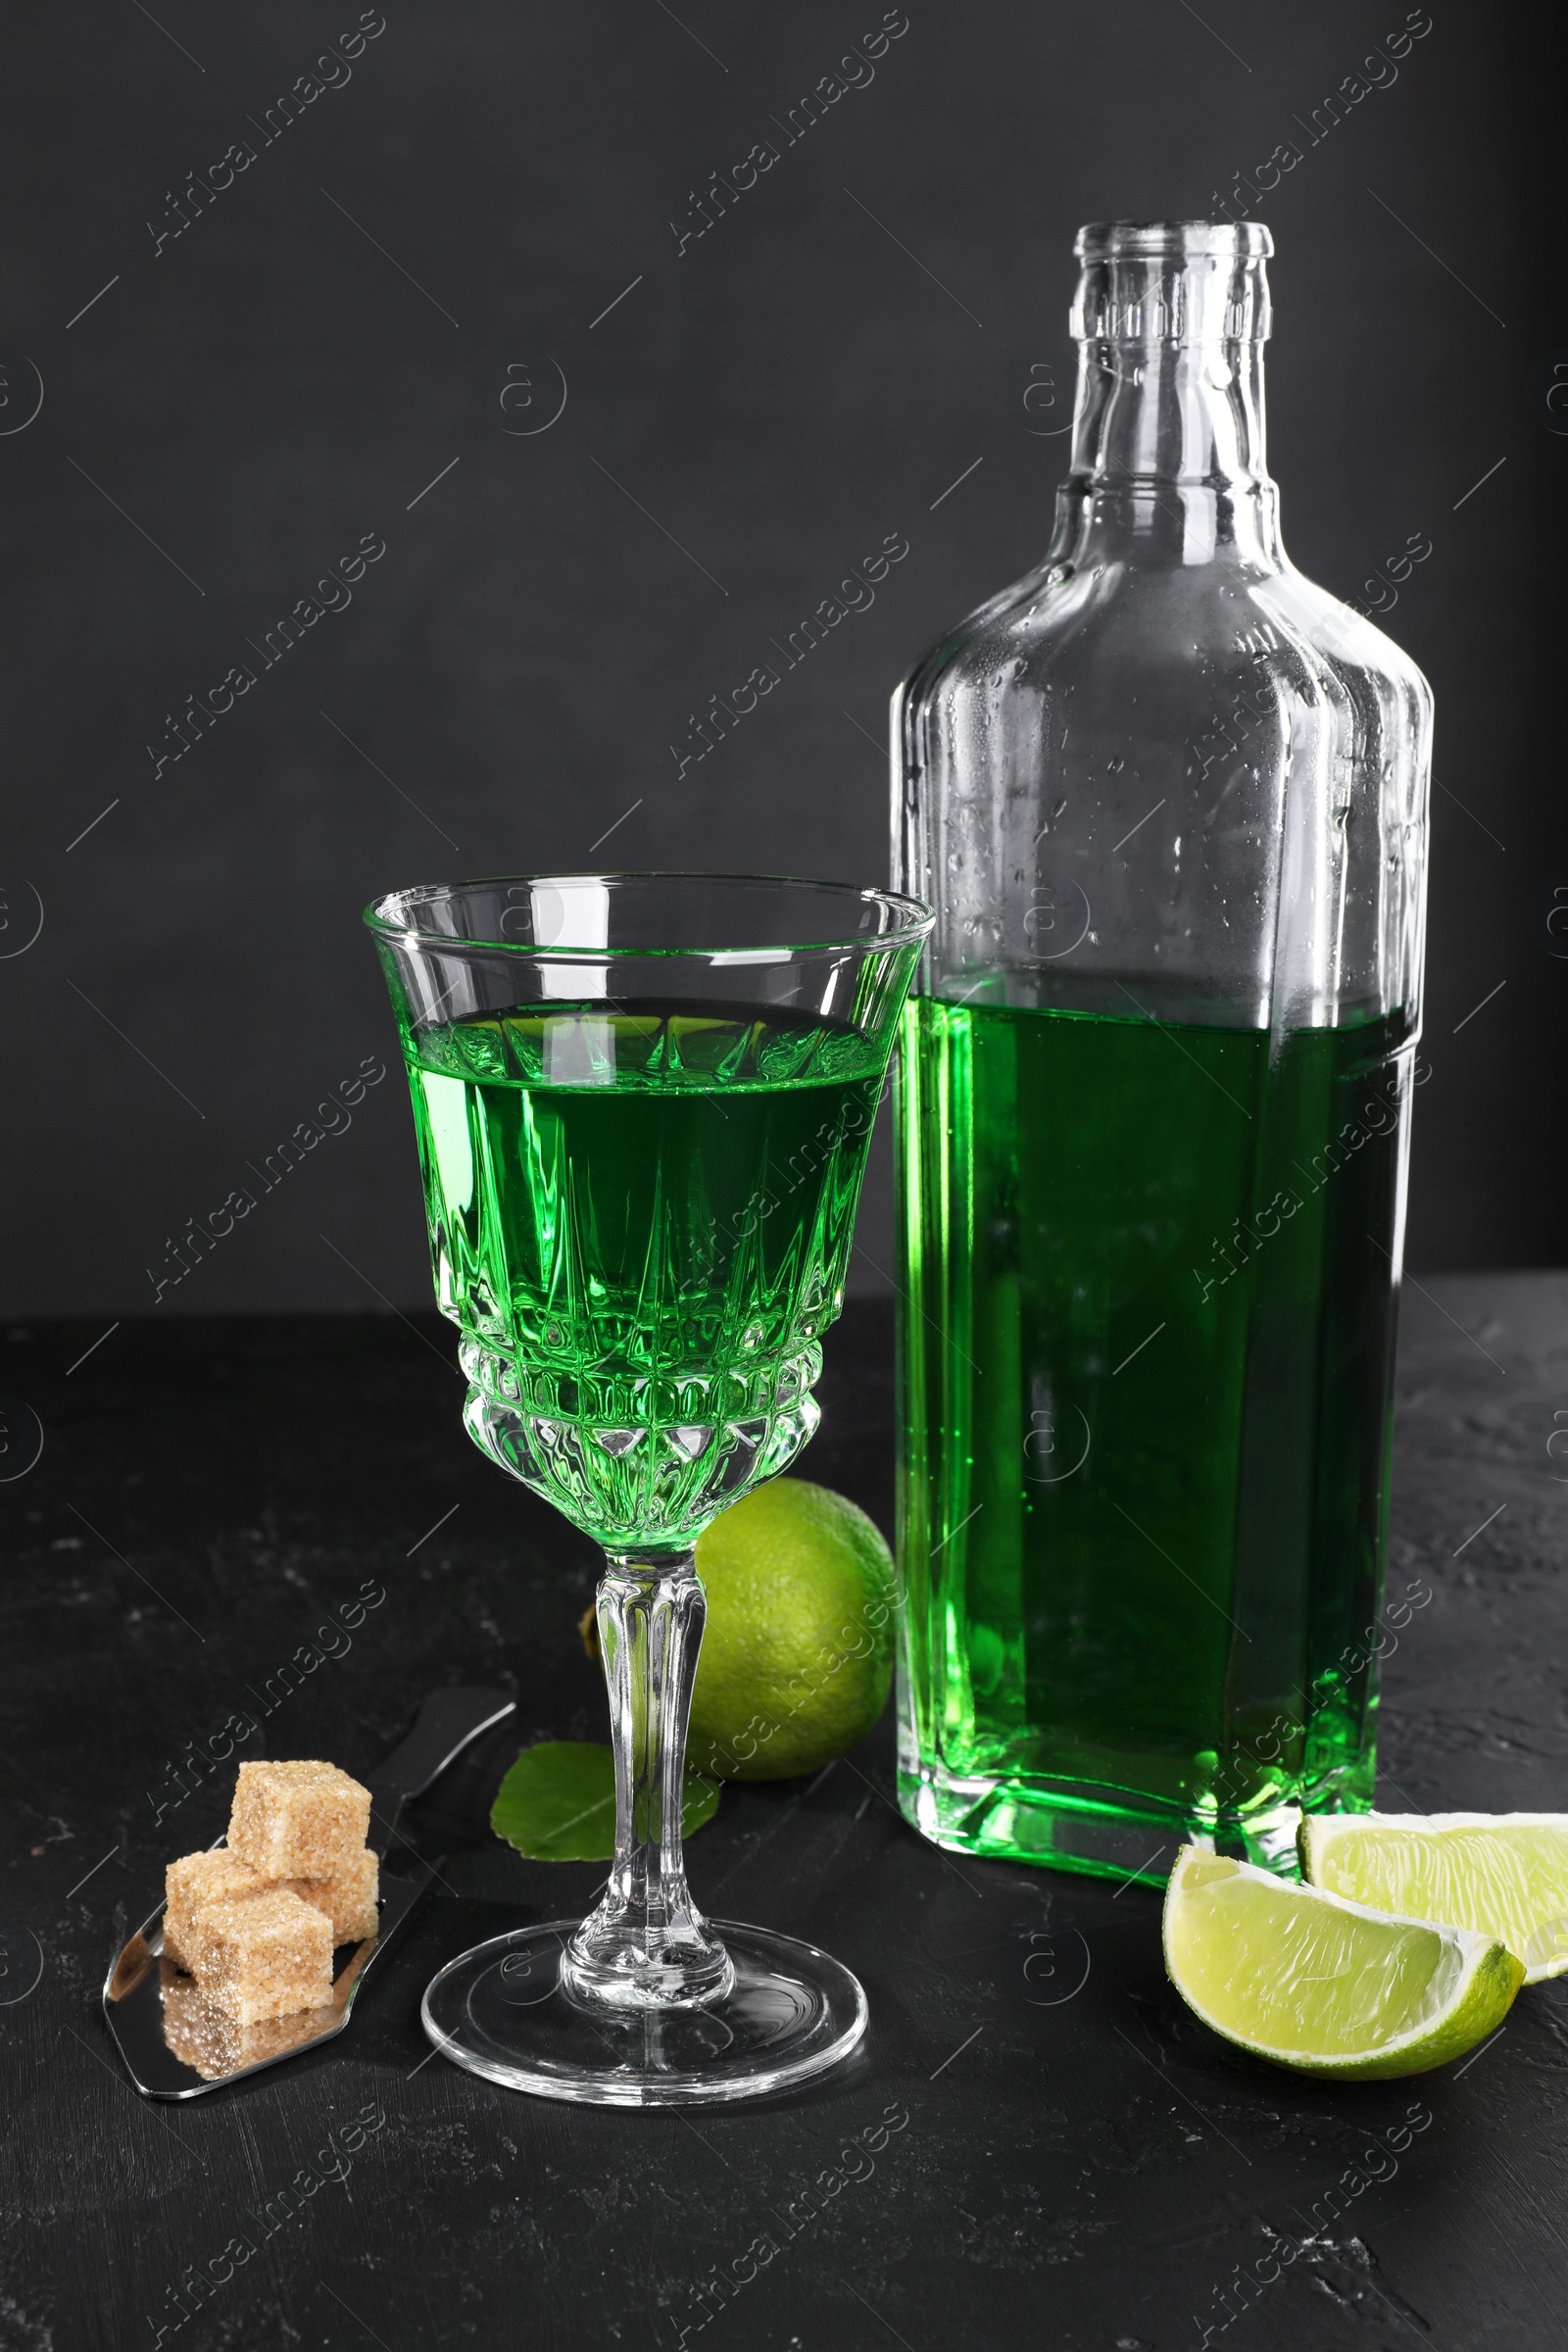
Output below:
[226,1759,371,1880]
[161,1962,334,2080]
[187,1888,333,2024]
[164,1850,269,1970]
[297,1848,379,1946]
[165,1847,340,1969]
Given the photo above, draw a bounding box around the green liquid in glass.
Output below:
[896,987,1412,1878]
[402,1004,884,1547]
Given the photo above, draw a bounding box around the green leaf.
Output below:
[490,1740,721,1862]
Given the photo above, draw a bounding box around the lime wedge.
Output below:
[1163,1846,1523,2079]
[1301,1810,1568,1984]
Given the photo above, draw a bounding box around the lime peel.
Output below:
[688,1478,897,1783]
[1163,1845,1524,2080]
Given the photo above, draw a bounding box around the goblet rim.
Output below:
[363,868,934,959]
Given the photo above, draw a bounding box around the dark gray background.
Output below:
[1,0,1558,1316]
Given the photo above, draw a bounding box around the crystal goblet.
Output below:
[366,872,931,2105]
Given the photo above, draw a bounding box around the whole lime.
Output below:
[687,1478,898,1782]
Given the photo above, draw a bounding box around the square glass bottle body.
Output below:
[891,222,1432,1883]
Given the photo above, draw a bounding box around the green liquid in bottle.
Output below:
[402,1004,884,1546]
[895,986,1412,1880]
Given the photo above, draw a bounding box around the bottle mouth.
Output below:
[1076,220,1274,261]
[1071,220,1273,342]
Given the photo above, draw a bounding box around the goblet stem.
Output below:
[559,1549,733,2013]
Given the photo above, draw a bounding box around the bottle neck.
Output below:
[1055,335,1283,567]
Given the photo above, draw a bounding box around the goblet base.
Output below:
[420,1919,867,2107]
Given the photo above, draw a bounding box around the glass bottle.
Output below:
[891,220,1432,1882]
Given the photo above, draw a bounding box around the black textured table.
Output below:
[3,1279,1565,2352]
